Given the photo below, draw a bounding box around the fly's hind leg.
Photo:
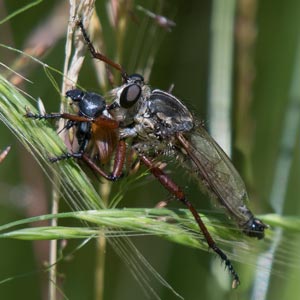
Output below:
[140,155,240,289]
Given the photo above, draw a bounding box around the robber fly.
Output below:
[26,20,268,288]
[108,75,268,237]
[77,20,269,287]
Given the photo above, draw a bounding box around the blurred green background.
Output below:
[1,0,300,299]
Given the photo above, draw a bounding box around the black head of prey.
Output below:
[66,89,106,118]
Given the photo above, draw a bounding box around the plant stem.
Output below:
[95,234,107,300]
[95,180,112,300]
[208,0,236,156]
[48,184,60,300]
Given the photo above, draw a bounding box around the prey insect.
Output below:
[25,90,124,180]
[26,19,268,288]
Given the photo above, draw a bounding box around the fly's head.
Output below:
[66,89,106,118]
[109,73,150,126]
[120,73,145,108]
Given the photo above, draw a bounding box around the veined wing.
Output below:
[176,126,254,227]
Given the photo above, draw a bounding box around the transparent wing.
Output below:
[176,126,254,226]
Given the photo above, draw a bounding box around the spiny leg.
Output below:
[49,152,83,163]
[140,155,240,288]
[25,111,90,162]
[26,107,119,130]
[25,110,94,123]
[49,137,90,163]
[76,19,128,80]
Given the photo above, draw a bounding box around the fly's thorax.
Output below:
[146,89,194,136]
[129,89,194,140]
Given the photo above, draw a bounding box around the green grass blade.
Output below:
[0,74,104,210]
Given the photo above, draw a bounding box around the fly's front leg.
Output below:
[82,140,126,181]
[76,20,128,80]
[140,155,240,288]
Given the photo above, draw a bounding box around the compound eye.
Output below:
[120,83,141,108]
